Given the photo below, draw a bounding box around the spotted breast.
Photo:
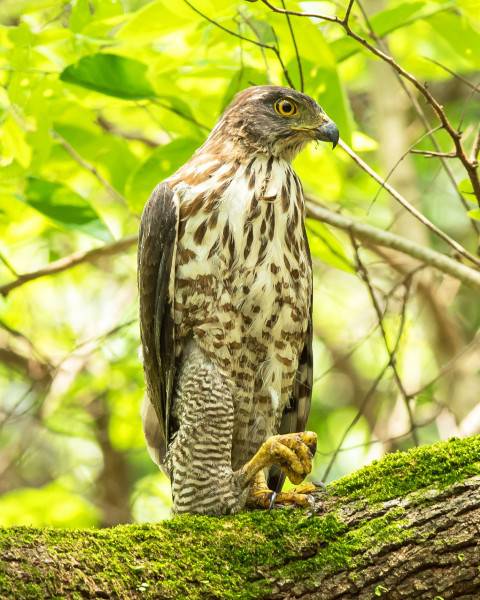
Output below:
[170,152,311,469]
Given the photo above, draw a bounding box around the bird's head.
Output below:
[209,85,339,161]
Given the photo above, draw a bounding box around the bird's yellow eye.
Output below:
[274,98,298,117]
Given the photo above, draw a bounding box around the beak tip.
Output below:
[316,120,339,149]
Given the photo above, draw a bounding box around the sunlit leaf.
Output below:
[60,53,156,99]
[332,1,454,62]
[126,138,198,212]
[21,177,112,241]
[468,208,480,221]
[306,219,353,273]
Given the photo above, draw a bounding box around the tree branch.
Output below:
[0,235,137,297]
[258,0,480,206]
[1,436,479,599]
[338,139,480,268]
[306,202,480,289]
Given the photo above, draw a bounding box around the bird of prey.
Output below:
[138,85,339,515]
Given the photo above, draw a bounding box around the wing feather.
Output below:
[268,223,313,491]
[138,182,178,456]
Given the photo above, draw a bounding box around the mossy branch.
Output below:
[1,436,480,599]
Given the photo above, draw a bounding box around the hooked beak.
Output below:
[315,120,340,148]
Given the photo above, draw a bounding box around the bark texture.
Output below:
[0,436,479,599]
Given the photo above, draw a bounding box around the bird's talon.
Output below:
[269,491,277,510]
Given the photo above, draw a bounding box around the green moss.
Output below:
[1,436,478,599]
[329,435,480,504]
[0,509,414,599]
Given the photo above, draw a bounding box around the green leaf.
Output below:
[306,219,353,273]
[428,11,480,68]
[332,2,453,62]
[126,138,198,213]
[468,209,480,221]
[60,53,156,100]
[0,116,31,168]
[69,0,93,33]
[22,177,112,241]
[458,178,474,195]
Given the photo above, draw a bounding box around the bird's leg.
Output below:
[246,470,272,508]
[239,431,317,508]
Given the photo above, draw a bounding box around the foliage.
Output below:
[0,0,479,527]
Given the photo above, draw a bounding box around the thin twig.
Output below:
[184,0,295,88]
[338,139,480,268]
[239,11,272,83]
[322,363,389,481]
[0,235,137,297]
[53,132,128,207]
[0,251,18,277]
[259,0,480,205]
[410,149,457,159]
[472,127,480,166]
[354,2,479,232]
[425,57,480,94]
[96,116,158,148]
[350,235,419,445]
[280,0,303,91]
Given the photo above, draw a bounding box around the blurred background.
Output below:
[0,0,479,527]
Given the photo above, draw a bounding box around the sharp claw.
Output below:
[269,491,277,510]
[311,480,327,491]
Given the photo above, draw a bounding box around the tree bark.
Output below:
[0,436,479,599]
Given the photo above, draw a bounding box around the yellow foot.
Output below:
[239,431,318,491]
[272,483,318,507]
[247,482,318,509]
[264,431,317,485]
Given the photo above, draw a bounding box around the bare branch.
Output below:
[350,235,419,444]
[472,127,480,166]
[410,149,457,159]
[259,0,341,24]
[185,0,296,88]
[53,131,128,207]
[0,251,18,277]
[306,202,480,290]
[0,235,137,297]
[280,0,304,91]
[258,0,480,205]
[338,139,480,268]
[425,57,480,94]
[353,2,479,233]
[96,116,158,148]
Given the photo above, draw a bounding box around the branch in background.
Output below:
[0,347,52,387]
[354,0,480,233]
[425,57,480,94]
[96,116,158,148]
[184,0,296,89]
[350,234,419,445]
[410,149,457,159]
[280,0,303,91]
[338,139,480,268]
[306,202,480,289]
[0,251,18,277]
[259,0,480,206]
[2,202,480,298]
[0,235,137,297]
[52,131,128,207]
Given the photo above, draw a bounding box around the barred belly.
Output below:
[172,155,312,470]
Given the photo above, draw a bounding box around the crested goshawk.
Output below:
[138,86,339,514]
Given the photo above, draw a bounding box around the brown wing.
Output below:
[268,223,313,491]
[138,182,179,456]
